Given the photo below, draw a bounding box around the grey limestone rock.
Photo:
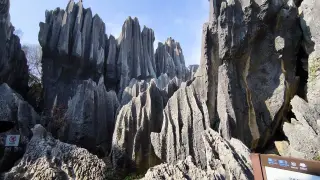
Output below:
[0,0,28,97]
[143,129,253,180]
[120,73,181,106]
[117,17,157,98]
[155,38,188,81]
[150,64,216,168]
[39,0,108,113]
[64,77,119,155]
[207,0,302,149]
[111,81,167,172]
[105,35,118,91]
[148,19,219,168]
[3,124,107,180]
[276,96,320,160]
[187,64,199,80]
[299,0,320,111]
[0,84,39,172]
[39,1,119,156]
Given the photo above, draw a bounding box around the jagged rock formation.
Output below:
[105,34,118,91]
[38,1,192,156]
[148,14,219,168]
[143,129,253,180]
[155,38,188,81]
[117,18,157,98]
[300,0,320,110]
[187,65,199,80]
[0,84,39,172]
[38,1,119,155]
[0,0,29,97]
[3,124,107,180]
[63,78,119,155]
[39,0,107,112]
[275,96,320,160]
[150,78,211,167]
[111,81,167,172]
[120,73,181,106]
[205,0,302,149]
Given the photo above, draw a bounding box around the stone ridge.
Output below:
[111,81,168,172]
[117,16,157,97]
[39,0,106,77]
[3,124,107,180]
[143,129,253,180]
[0,0,29,97]
[155,37,188,81]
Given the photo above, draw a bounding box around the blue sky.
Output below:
[10,0,209,65]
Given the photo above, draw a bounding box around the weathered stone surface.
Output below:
[187,64,199,80]
[105,35,118,91]
[38,1,120,156]
[117,17,157,98]
[155,38,188,81]
[147,18,220,168]
[111,81,167,172]
[120,78,149,106]
[3,124,106,180]
[0,84,39,172]
[63,77,119,155]
[39,0,108,113]
[299,0,320,111]
[120,73,181,106]
[277,96,320,160]
[208,0,301,149]
[0,0,28,97]
[150,77,211,168]
[143,129,253,180]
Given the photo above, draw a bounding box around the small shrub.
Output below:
[124,173,144,180]
[313,155,320,161]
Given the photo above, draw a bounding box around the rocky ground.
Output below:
[0,0,319,179]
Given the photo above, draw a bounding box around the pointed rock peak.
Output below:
[109,34,115,40]
[133,16,140,23]
[86,7,92,14]
[157,42,164,47]
[149,79,157,88]
[166,37,175,44]
[142,25,152,32]
[66,0,75,13]
[93,13,103,22]
[126,16,133,22]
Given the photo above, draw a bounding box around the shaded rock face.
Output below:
[39,1,119,155]
[120,73,181,106]
[117,18,157,98]
[111,81,167,172]
[0,0,29,97]
[105,35,118,91]
[150,75,213,168]
[64,78,119,155]
[143,129,253,180]
[155,38,188,81]
[0,84,39,172]
[38,1,192,157]
[276,96,320,160]
[205,0,302,149]
[3,124,107,180]
[146,19,220,168]
[39,0,107,112]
